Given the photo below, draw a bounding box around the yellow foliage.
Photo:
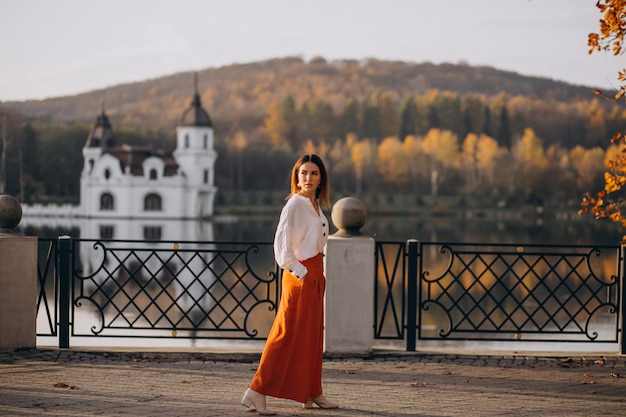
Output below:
[376,136,410,185]
[580,1,626,227]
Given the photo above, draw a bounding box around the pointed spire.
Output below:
[85,104,115,148]
[180,72,213,127]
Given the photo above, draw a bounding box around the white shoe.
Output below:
[241,388,277,415]
[302,393,339,409]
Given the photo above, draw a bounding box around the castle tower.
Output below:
[82,104,115,174]
[173,74,218,218]
[80,105,116,217]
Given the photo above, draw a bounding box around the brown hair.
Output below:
[289,154,330,209]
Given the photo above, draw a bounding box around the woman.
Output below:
[241,154,339,415]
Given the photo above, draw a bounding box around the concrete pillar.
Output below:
[324,197,374,355]
[0,195,37,352]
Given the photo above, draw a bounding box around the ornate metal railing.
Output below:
[37,237,280,346]
[36,238,58,337]
[374,240,623,350]
[374,241,406,340]
[38,237,623,350]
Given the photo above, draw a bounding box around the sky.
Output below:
[1,0,624,102]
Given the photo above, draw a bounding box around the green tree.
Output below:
[497,105,512,149]
[37,123,89,200]
[399,96,418,141]
[339,97,361,138]
[379,93,398,139]
[362,92,382,141]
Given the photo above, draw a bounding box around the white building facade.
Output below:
[80,86,217,223]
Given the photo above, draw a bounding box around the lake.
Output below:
[18,209,625,245]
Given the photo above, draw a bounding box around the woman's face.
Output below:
[298,161,321,197]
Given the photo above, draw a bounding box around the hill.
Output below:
[1,56,603,133]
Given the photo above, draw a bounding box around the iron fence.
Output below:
[37,237,625,352]
[37,237,280,347]
[374,240,624,352]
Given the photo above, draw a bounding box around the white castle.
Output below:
[23,78,218,227]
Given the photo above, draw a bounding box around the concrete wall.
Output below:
[0,236,38,351]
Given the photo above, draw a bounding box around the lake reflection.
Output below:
[19,211,625,245]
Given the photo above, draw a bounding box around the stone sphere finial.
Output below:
[0,194,23,235]
[331,197,367,237]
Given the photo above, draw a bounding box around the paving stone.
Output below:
[0,349,625,416]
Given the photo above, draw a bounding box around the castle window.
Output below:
[100,193,114,210]
[104,168,111,180]
[203,169,209,184]
[144,193,162,211]
[89,159,94,173]
[185,134,189,148]
[149,168,158,180]
[99,225,114,239]
[203,134,208,149]
[143,226,162,241]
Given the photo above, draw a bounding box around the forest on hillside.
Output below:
[0,57,624,212]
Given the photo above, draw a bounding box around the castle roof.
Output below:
[179,73,213,127]
[105,144,178,177]
[85,105,115,148]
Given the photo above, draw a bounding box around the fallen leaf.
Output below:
[53,382,78,390]
[409,382,426,387]
[339,369,354,375]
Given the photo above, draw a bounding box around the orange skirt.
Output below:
[249,253,325,403]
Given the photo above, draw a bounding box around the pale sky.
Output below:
[1,0,623,102]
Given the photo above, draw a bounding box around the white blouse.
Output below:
[273,194,329,280]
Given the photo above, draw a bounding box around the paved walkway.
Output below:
[1,348,625,417]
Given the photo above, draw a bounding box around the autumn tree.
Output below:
[569,145,605,192]
[260,101,289,148]
[421,128,460,197]
[580,0,626,227]
[350,136,373,195]
[513,127,548,196]
[402,134,424,192]
[475,134,506,191]
[376,136,409,188]
[461,133,480,193]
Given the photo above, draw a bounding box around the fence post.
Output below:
[0,195,37,352]
[324,197,374,355]
[58,235,71,349]
[406,239,418,352]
